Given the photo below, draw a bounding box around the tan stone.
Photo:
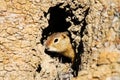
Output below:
[0,37,10,44]
[106,76,120,80]
[0,63,4,70]
[93,71,101,78]
[3,55,10,64]
[72,75,92,80]
[4,63,19,71]
[12,55,24,63]
[17,0,27,4]
[6,27,18,35]
[0,30,9,37]
[106,29,116,41]
[92,78,99,80]
[4,0,10,2]
[0,0,7,11]
[97,52,110,65]
[0,77,3,80]
[107,52,119,63]
[24,2,32,11]
[4,71,19,80]
[12,0,23,10]
[97,50,120,65]
[13,40,21,48]
[21,40,31,48]
[0,71,7,77]
[111,63,120,73]
[7,35,17,41]
[22,26,35,34]
[97,65,111,77]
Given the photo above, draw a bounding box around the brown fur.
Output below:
[44,32,75,62]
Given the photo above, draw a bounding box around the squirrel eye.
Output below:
[54,38,58,43]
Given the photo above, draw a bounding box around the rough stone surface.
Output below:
[0,0,120,80]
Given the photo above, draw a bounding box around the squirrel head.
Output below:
[44,32,70,53]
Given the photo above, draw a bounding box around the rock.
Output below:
[6,27,18,35]
[106,76,120,80]
[97,51,120,65]
[0,0,120,80]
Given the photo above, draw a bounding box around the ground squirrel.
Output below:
[44,32,75,62]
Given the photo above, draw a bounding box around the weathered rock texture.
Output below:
[0,0,120,80]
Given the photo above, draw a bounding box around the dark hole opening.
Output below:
[41,3,71,44]
[36,64,42,73]
[40,3,89,77]
[40,3,82,44]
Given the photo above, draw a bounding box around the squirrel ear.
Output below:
[62,31,69,38]
[63,31,69,35]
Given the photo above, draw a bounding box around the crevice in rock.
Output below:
[41,3,71,44]
[71,7,89,77]
[40,2,89,77]
[80,8,89,37]
[36,64,42,73]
